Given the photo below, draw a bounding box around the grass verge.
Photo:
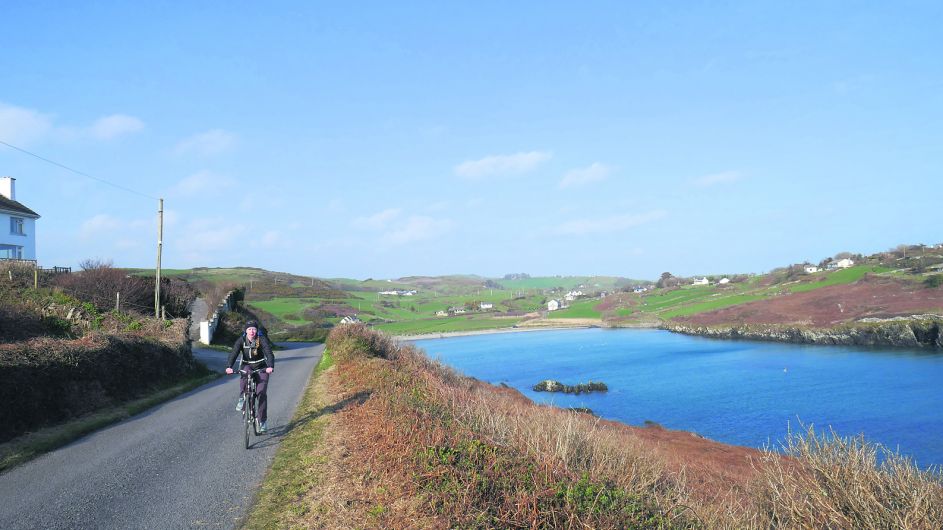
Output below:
[244,349,334,529]
[0,372,220,473]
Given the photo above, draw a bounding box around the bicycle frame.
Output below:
[238,367,263,449]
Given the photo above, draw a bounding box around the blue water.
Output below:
[413,328,943,468]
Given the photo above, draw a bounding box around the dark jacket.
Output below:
[227,334,275,370]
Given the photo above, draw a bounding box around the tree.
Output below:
[656,272,673,289]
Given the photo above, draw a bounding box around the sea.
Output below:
[412,327,943,468]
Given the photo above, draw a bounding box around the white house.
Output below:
[718,277,730,284]
[547,299,561,311]
[804,266,819,274]
[435,310,448,317]
[479,302,493,310]
[338,315,361,325]
[828,259,854,270]
[692,277,709,286]
[0,177,40,261]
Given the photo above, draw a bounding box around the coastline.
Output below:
[394,324,596,341]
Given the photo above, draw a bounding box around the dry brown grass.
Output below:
[753,426,943,529]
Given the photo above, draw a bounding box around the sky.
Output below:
[1,1,941,280]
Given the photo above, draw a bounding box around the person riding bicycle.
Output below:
[225,320,275,433]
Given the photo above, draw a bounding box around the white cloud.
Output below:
[352,208,402,230]
[555,210,667,235]
[79,214,123,240]
[559,162,611,189]
[384,215,452,246]
[0,102,145,144]
[352,209,451,246]
[171,170,236,197]
[454,151,551,179]
[693,170,741,187]
[0,102,53,144]
[88,114,145,139]
[178,223,245,253]
[174,129,237,156]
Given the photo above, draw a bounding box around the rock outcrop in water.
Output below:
[662,315,943,349]
[533,380,608,394]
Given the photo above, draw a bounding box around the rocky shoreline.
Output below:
[663,315,943,349]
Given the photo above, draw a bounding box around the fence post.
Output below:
[116,292,120,311]
[161,305,166,321]
[34,269,38,288]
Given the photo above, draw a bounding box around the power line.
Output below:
[0,139,157,200]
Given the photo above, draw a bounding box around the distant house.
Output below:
[564,290,583,302]
[828,259,854,270]
[435,310,448,317]
[338,315,361,325]
[718,277,730,284]
[804,266,819,274]
[378,289,418,296]
[0,177,40,261]
[547,299,561,311]
[479,302,493,310]
[692,277,709,286]
[633,286,647,293]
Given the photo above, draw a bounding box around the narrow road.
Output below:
[0,342,323,530]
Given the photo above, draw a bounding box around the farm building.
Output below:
[547,299,561,311]
[692,277,709,286]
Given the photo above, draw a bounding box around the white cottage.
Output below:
[547,299,561,311]
[338,315,362,325]
[0,177,40,261]
[692,277,709,286]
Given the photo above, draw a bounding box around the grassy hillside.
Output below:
[154,244,943,337]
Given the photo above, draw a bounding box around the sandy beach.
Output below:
[394,324,596,342]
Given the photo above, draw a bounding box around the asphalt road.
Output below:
[0,342,323,530]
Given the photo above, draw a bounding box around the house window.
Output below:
[0,244,23,259]
[10,217,25,236]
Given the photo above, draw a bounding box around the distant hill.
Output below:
[150,243,943,339]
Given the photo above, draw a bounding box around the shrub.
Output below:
[924,275,943,288]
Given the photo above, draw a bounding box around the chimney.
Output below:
[0,177,14,201]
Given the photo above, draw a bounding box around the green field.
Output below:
[142,261,911,337]
[786,265,892,293]
[551,298,603,319]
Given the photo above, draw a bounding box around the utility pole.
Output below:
[154,198,163,318]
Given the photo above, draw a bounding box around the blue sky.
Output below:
[2,2,941,280]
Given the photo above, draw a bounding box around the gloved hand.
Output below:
[265,367,273,374]
[225,368,234,375]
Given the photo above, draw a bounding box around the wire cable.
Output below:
[0,139,158,200]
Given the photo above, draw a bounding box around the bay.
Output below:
[413,328,943,468]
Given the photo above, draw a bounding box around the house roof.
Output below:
[0,195,40,218]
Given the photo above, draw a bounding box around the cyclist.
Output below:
[225,320,275,433]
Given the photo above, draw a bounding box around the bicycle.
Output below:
[236,367,264,449]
